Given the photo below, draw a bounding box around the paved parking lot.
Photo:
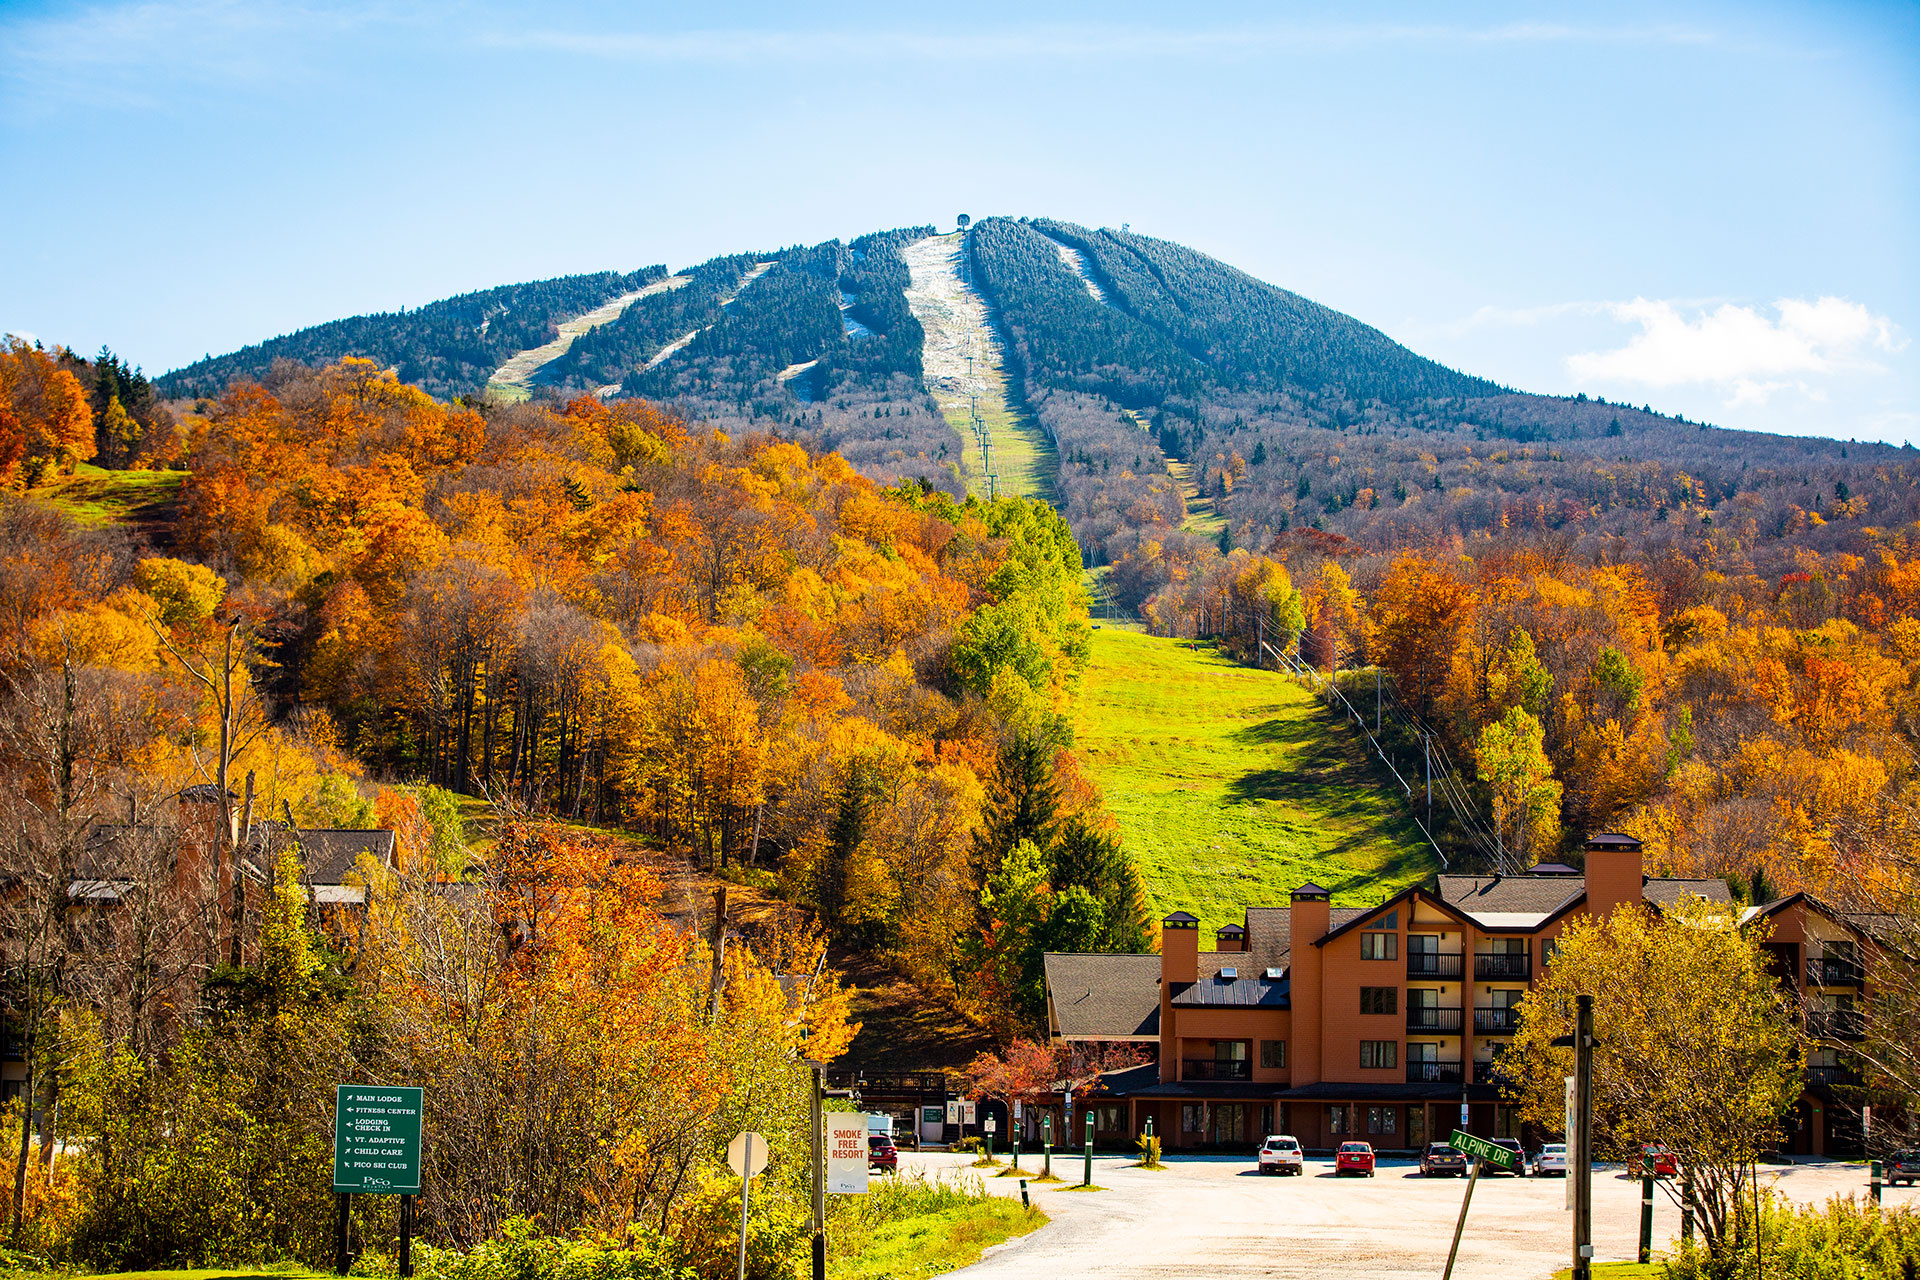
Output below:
[904,1150,1908,1279]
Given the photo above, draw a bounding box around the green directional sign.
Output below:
[333,1085,423,1193]
[1449,1129,1516,1171]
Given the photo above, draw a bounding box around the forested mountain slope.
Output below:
[156,268,668,400]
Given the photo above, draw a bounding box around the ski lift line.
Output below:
[1266,640,1498,872]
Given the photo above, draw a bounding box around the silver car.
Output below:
[1530,1142,1568,1177]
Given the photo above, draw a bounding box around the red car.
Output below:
[1335,1141,1376,1176]
[868,1134,898,1173]
[1630,1144,1678,1179]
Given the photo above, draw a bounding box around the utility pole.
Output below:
[1573,994,1594,1280]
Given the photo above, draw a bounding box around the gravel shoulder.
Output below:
[900,1151,1902,1279]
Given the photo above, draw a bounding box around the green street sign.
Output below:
[1449,1130,1516,1171]
[334,1085,423,1193]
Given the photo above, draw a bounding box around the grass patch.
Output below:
[1060,1184,1104,1193]
[1552,1266,1661,1280]
[1073,629,1436,923]
[828,1173,1045,1280]
[28,464,184,528]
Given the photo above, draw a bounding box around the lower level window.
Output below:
[1328,1104,1349,1134]
[1260,1039,1287,1069]
[1366,1106,1397,1135]
[1360,1040,1399,1069]
[1182,1104,1204,1133]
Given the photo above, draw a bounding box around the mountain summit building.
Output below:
[1042,833,1880,1156]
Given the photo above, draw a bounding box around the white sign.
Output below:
[946,1101,961,1125]
[726,1131,769,1178]
[963,1101,977,1125]
[826,1113,869,1194]
[1014,1100,1023,1119]
[1565,1076,1577,1212]
[985,1117,998,1134]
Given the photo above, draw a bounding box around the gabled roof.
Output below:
[1436,874,1585,915]
[1742,891,1908,941]
[1043,953,1161,1039]
[1314,886,1481,948]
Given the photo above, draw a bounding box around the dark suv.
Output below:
[1480,1138,1526,1175]
[1889,1150,1920,1187]
[1420,1142,1468,1177]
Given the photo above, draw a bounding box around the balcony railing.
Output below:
[1474,1007,1522,1035]
[1806,957,1865,988]
[1407,1060,1464,1085]
[1808,1010,1866,1041]
[1475,953,1532,981]
[1182,1059,1251,1081]
[1406,1006,1464,1034]
[1407,951,1464,980]
[1806,1064,1862,1088]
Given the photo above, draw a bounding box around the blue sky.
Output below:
[3,0,1915,443]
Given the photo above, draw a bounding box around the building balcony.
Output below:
[1806,957,1865,988]
[1808,1010,1865,1041]
[1407,951,1464,980]
[1474,1007,1522,1035]
[1806,1064,1862,1088]
[1406,1006,1463,1034]
[1407,1060,1464,1085]
[1474,953,1531,981]
[1182,1059,1251,1081]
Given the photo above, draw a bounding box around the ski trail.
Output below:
[838,289,872,338]
[777,358,819,403]
[616,260,777,394]
[1037,232,1110,306]
[901,233,1054,501]
[486,274,689,394]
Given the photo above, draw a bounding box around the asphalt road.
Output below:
[902,1150,1908,1279]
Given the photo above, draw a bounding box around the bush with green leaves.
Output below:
[413,1218,693,1280]
[1662,1194,1920,1279]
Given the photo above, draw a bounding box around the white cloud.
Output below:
[1566,296,1902,405]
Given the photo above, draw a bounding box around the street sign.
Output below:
[1449,1130,1517,1171]
[826,1113,869,1194]
[333,1085,422,1193]
[726,1131,769,1178]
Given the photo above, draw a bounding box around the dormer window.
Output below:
[1219,967,1238,980]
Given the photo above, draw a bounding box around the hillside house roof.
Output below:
[1043,953,1161,1039]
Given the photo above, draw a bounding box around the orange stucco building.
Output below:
[1043,833,1888,1155]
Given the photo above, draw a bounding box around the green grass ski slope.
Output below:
[1073,627,1436,925]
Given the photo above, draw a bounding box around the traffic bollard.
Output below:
[1639,1174,1654,1264]
[1020,1179,1029,1209]
[1872,1159,1883,1205]
[1083,1113,1094,1187]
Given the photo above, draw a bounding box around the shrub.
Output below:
[1135,1134,1163,1168]
[1661,1194,1920,1279]
[413,1218,694,1280]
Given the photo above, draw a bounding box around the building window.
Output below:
[1182,1104,1204,1133]
[1260,1039,1287,1069]
[1360,1040,1399,1069]
[1360,986,1399,1015]
[1372,910,1399,930]
[1367,1106,1398,1136]
[1328,1105,1348,1134]
[1541,938,1560,969]
[1495,1105,1517,1139]
[1362,932,1399,961]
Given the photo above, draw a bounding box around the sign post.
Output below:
[332,1085,423,1278]
[726,1132,769,1280]
[1443,1130,1516,1280]
[1042,1114,1053,1180]
[984,1116,996,1163]
[1082,1112,1094,1187]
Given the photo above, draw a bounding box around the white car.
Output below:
[1531,1143,1568,1177]
[1258,1134,1305,1176]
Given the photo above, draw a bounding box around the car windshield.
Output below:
[1542,1145,1566,1154]
[1430,1145,1458,1154]
[1341,1143,1368,1152]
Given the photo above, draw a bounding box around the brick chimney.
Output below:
[176,785,236,897]
[1290,883,1331,1086]
[1582,833,1645,918]
[1159,911,1200,1079]
[1215,923,1246,953]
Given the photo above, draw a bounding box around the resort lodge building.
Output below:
[1042,834,1882,1156]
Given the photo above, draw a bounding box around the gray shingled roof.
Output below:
[1644,878,1732,906]
[1044,953,1161,1038]
[1436,875,1585,914]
